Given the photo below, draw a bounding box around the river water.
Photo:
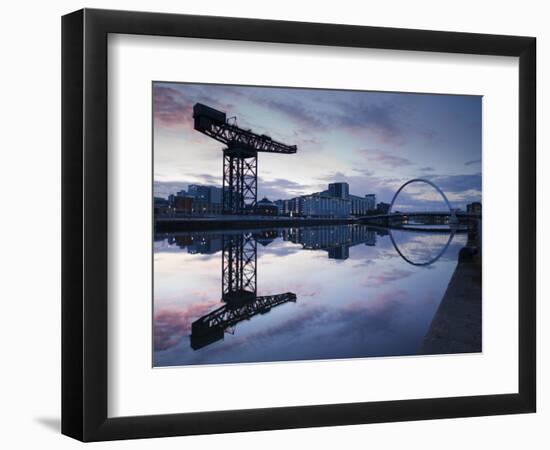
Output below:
[153,224,470,367]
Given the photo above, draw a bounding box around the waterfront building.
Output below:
[168,194,176,207]
[328,246,349,260]
[349,194,376,216]
[283,183,375,217]
[192,200,223,215]
[172,184,224,215]
[467,201,482,215]
[328,182,349,199]
[299,193,351,217]
[174,196,193,214]
[173,235,192,248]
[170,234,223,254]
[187,235,223,254]
[377,202,391,214]
[210,186,223,204]
[280,197,300,216]
[283,224,376,258]
[187,184,223,203]
[187,184,209,202]
[365,194,376,210]
[273,199,284,215]
[254,198,279,216]
[154,197,170,215]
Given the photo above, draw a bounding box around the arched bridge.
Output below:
[360,178,480,226]
[389,178,453,216]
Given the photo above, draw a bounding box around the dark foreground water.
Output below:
[153,224,471,367]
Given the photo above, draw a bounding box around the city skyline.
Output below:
[155,181,375,205]
[154,82,482,210]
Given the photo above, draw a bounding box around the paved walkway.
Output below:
[419,247,482,355]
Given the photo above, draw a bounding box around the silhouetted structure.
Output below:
[328,182,349,199]
[191,293,297,350]
[193,103,297,214]
[376,202,391,214]
[466,201,482,216]
[190,231,297,350]
[254,198,279,216]
[222,233,257,303]
[284,225,376,259]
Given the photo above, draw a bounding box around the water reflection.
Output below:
[388,229,455,266]
[191,231,297,350]
[154,224,474,366]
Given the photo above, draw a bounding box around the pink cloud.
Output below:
[154,299,219,351]
[363,269,413,288]
[153,85,194,129]
[346,288,409,315]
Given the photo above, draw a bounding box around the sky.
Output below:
[153,82,482,210]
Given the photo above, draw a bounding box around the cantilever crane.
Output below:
[193,103,297,214]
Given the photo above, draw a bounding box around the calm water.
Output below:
[153,224,468,367]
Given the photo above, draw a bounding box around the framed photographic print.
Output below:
[62,8,536,441]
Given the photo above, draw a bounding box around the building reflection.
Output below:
[283,225,379,260]
[155,224,462,351]
[156,224,458,266]
[159,225,384,261]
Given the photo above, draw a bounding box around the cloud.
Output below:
[154,300,220,351]
[364,150,413,167]
[390,174,482,210]
[154,176,318,202]
[257,98,326,130]
[347,288,410,317]
[333,100,405,144]
[154,174,223,198]
[244,287,414,353]
[258,177,318,200]
[153,85,194,128]
[154,181,188,198]
[464,158,482,166]
[420,166,435,172]
[194,173,222,185]
[431,173,481,194]
[390,232,461,264]
[153,83,241,130]
[254,91,407,145]
[364,269,414,287]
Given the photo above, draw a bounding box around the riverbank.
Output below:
[155,216,358,231]
[419,246,482,354]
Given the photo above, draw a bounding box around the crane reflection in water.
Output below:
[153,223,479,366]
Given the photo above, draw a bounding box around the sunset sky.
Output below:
[153,82,482,210]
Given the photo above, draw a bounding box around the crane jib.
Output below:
[192,102,297,154]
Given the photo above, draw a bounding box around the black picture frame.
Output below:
[62,8,536,442]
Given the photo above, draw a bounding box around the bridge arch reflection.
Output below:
[388,228,456,267]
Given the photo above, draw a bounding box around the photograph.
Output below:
[152,82,483,367]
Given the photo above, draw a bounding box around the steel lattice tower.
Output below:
[221,233,257,303]
[222,147,258,214]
